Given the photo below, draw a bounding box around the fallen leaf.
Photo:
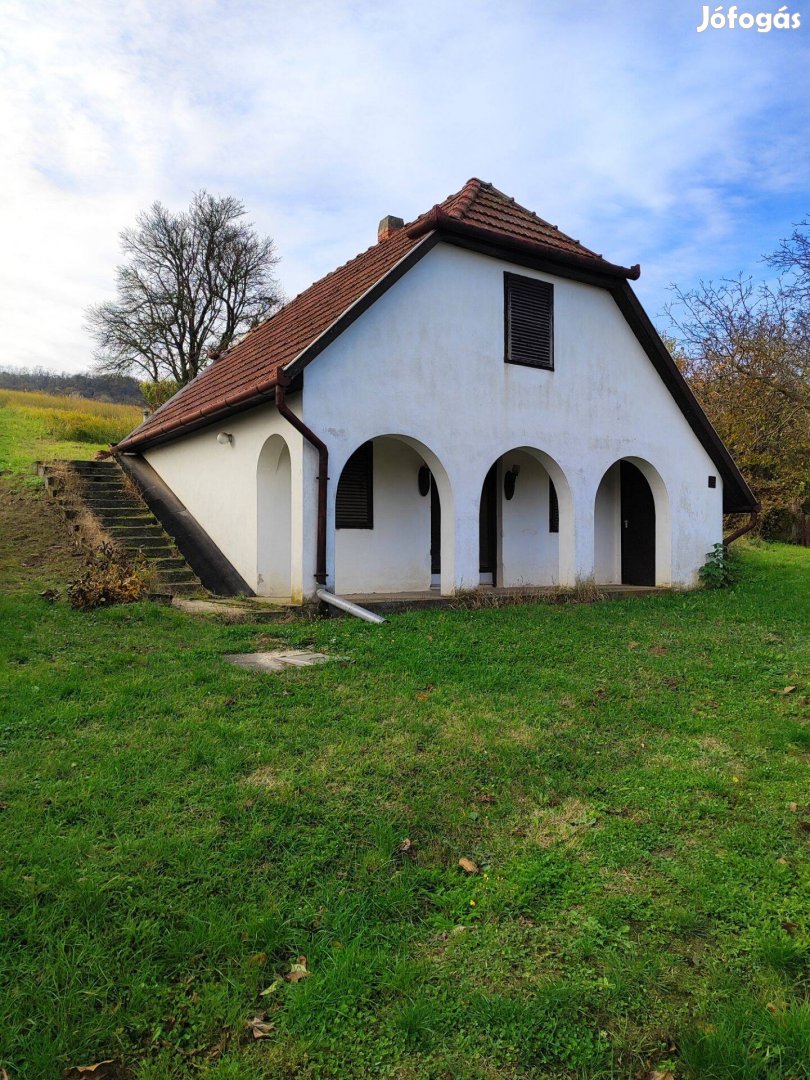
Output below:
[788,802,799,813]
[40,588,60,602]
[259,978,283,997]
[770,686,797,695]
[248,952,267,967]
[397,838,414,855]
[458,857,479,874]
[766,1002,778,1014]
[62,1063,116,1079]
[285,956,311,983]
[777,857,789,865]
[649,1071,675,1080]
[246,1014,275,1039]
[451,924,467,934]
[781,921,798,936]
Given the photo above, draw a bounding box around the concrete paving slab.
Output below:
[224,649,333,673]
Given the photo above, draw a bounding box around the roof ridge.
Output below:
[447,177,486,221]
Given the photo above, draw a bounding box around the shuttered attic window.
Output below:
[504,273,554,369]
[336,441,373,529]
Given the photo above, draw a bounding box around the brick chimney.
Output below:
[378,215,404,242]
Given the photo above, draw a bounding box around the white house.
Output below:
[115,179,757,602]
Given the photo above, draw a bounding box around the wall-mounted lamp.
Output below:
[417,465,431,496]
[217,432,233,445]
[504,463,521,501]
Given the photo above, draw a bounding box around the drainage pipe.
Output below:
[317,589,386,624]
[275,380,328,586]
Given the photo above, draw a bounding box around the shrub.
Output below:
[140,379,180,411]
[699,542,741,589]
[67,544,154,610]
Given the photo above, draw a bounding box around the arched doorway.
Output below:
[256,434,292,598]
[477,448,573,587]
[333,435,453,595]
[594,457,670,587]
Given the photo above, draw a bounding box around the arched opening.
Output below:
[256,434,292,599]
[594,457,671,586]
[333,435,453,595]
[478,448,573,587]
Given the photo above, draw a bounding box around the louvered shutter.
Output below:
[336,441,373,528]
[549,477,559,533]
[505,273,554,369]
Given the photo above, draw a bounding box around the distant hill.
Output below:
[0,366,144,405]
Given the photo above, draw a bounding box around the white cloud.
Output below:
[1,0,808,372]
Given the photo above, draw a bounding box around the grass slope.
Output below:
[0,389,142,477]
[0,479,808,1077]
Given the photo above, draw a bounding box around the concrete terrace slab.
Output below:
[172,596,295,623]
[224,650,333,673]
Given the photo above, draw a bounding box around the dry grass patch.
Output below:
[521,797,600,848]
[243,765,291,796]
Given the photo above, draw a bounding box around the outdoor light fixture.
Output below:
[217,432,233,445]
[418,465,431,496]
[504,463,521,500]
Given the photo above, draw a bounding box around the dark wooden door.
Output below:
[430,475,441,576]
[620,460,655,586]
[479,463,498,578]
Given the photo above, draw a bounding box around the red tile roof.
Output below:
[117,179,638,451]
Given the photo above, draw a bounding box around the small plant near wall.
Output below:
[699,542,741,589]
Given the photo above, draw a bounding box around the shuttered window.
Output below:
[504,273,554,369]
[549,477,559,533]
[336,441,373,529]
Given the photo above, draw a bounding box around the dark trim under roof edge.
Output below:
[409,210,641,280]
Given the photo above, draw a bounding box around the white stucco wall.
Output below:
[499,451,559,586]
[139,239,725,597]
[335,438,431,593]
[140,396,318,601]
[304,242,723,592]
[594,462,621,584]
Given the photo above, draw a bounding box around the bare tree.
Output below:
[87,191,282,385]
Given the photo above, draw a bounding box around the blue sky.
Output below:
[1,0,808,373]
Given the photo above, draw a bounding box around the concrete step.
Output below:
[107,526,168,541]
[167,581,205,597]
[81,484,130,496]
[93,507,154,521]
[150,556,191,571]
[156,569,202,585]
[89,497,148,509]
[116,540,174,557]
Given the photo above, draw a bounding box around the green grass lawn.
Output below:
[1,469,809,1077]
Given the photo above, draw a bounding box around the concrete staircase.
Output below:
[42,459,203,596]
